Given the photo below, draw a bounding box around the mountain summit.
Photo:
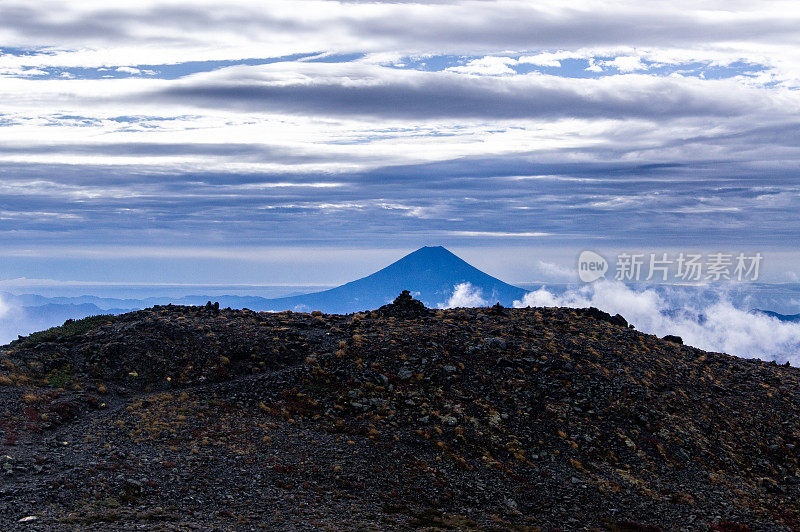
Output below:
[262,246,527,313]
[3,303,798,528]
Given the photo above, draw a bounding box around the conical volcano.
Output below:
[262,246,527,313]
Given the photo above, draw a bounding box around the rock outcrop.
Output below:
[375,290,431,318]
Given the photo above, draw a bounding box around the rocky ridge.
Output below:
[1,295,799,530]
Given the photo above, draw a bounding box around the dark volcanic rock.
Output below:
[662,334,684,345]
[574,305,630,328]
[1,304,799,530]
[375,290,431,318]
[489,302,509,316]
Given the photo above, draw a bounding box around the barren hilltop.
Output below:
[2,293,800,530]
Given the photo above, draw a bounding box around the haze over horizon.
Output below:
[1,1,800,285]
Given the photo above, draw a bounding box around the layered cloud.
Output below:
[0,0,800,283]
[2,2,800,74]
[149,62,788,120]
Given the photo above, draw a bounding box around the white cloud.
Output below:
[514,280,800,363]
[445,231,552,237]
[585,58,603,72]
[447,56,517,76]
[518,51,582,68]
[0,294,24,345]
[116,66,142,74]
[0,294,9,320]
[438,282,488,308]
[602,56,648,72]
[532,260,576,282]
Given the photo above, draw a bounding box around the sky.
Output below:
[2,0,800,286]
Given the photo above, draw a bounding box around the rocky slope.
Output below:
[1,295,800,530]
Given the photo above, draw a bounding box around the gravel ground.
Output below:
[1,296,799,530]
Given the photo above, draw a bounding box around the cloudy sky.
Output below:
[1,0,800,285]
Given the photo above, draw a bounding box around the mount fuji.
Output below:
[260,246,527,313]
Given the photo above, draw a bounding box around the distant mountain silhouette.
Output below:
[260,246,527,313]
[753,309,800,322]
[21,303,131,329]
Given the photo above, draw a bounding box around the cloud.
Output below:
[445,231,551,237]
[447,56,517,76]
[532,261,576,282]
[518,51,584,68]
[0,294,10,320]
[1,148,800,255]
[115,66,156,76]
[0,294,25,345]
[438,282,488,308]
[0,0,800,288]
[148,62,785,120]
[601,56,648,72]
[513,280,800,363]
[3,2,800,70]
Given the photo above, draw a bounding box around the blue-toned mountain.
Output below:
[261,246,527,313]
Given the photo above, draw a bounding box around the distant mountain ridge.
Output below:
[753,309,800,322]
[259,246,527,313]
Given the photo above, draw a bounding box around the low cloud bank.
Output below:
[0,295,22,345]
[514,280,800,364]
[439,282,488,309]
[0,297,115,346]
